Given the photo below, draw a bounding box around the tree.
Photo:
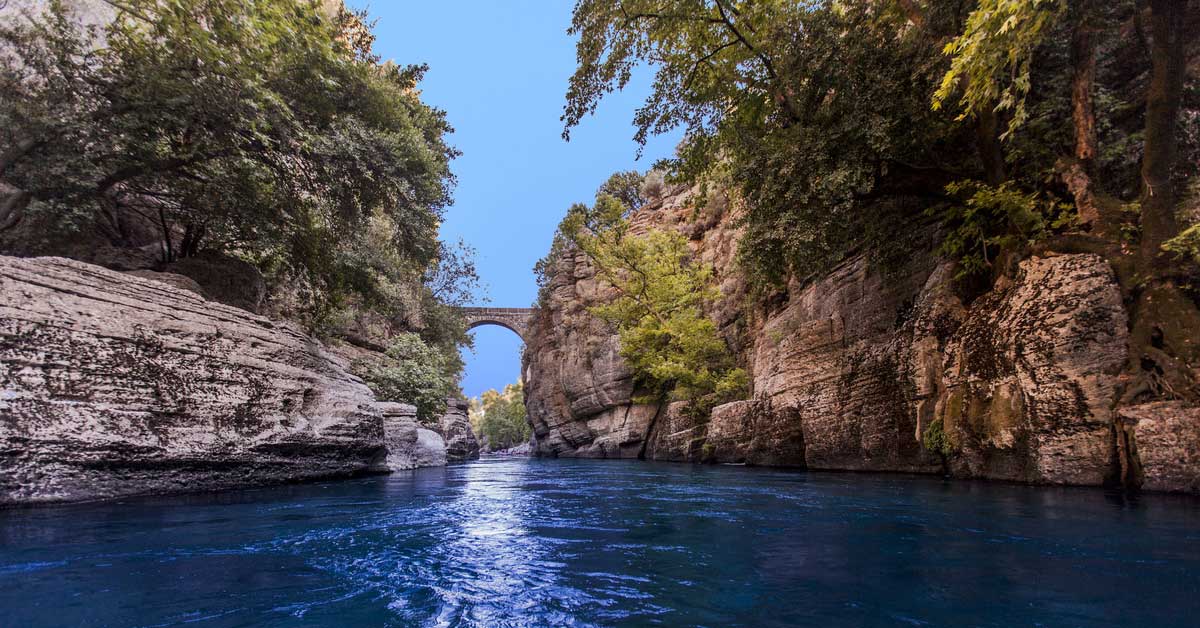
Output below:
[359,333,459,424]
[563,0,973,285]
[0,0,458,319]
[935,0,1200,399]
[470,382,531,451]
[932,0,1067,140]
[565,0,1200,404]
[1126,0,1200,401]
[560,184,747,410]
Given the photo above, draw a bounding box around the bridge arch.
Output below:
[457,307,537,342]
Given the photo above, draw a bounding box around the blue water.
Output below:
[1,459,1198,628]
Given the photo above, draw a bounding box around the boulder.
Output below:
[936,254,1127,485]
[377,402,447,470]
[1119,402,1200,493]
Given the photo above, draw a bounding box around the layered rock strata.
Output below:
[523,187,1194,491]
[0,256,389,504]
[378,402,447,469]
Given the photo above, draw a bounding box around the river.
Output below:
[1,459,1197,627]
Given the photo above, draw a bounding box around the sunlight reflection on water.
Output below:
[1,459,1199,627]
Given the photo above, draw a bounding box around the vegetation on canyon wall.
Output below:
[551,173,748,411]
[0,0,475,390]
[469,382,531,451]
[563,0,1200,405]
[356,333,460,424]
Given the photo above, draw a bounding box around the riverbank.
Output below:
[0,256,478,505]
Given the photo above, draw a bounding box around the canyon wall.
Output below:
[523,188,1200,492]
[0,256,471,505]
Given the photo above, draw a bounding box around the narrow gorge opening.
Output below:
[458,308,537,455]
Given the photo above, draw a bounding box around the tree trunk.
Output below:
[180,222,206,258]
[1070,0,1099,167]
[1124,0,1200,405]
[1138,0,1188,264]
[1060,2,1103,232]
[158,207,174,263]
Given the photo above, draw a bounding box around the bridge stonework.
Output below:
[456,307,537,341]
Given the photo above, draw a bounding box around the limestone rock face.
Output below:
[523,247,645,459]
[703,399,806,466]
[936,254,1127,485]
[524,184,1150,489]
[437,398,480,463]
[123,270,208,298]
[642,401,704,462]
[377,402,447,470]
[1119,402,1200,493]
[0,256,388,505]
[749,246,945,475]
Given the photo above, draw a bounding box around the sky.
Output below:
[350,1,681,398]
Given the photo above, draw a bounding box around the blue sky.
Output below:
[351,1,681,398]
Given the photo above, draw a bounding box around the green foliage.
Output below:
[1163,224,1200,265]
[564,1,973,288]
[359,333,458,424]
[933,0,1067,138]
[0,0,463,325]
[560,183,747,410]
[469,382,531,451]
[535,171,658,308]
[533,229,569,308]
[930,180,1073,280]
[597,170,648,212]
[922,418,954,458]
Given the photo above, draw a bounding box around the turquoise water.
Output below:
[1,458,1198,627]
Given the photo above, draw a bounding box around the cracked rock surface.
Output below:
[1,256,388,505]
[520,186,1185,490]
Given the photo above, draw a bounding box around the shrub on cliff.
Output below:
[922,419,954,460]
[357,333,457,424]
[560,190,748,411]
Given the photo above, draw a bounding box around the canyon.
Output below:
[522,186,1200,493]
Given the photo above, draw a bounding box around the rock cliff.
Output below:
[523,187,1198,492]
[0,256,453,505]
[437,398,481,463]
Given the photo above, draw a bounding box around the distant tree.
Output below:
[470,382,530,451]
[597,170,648,212]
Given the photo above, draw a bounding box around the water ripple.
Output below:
[2,459,1200,627]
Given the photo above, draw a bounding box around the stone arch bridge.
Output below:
[456,307,537,341]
